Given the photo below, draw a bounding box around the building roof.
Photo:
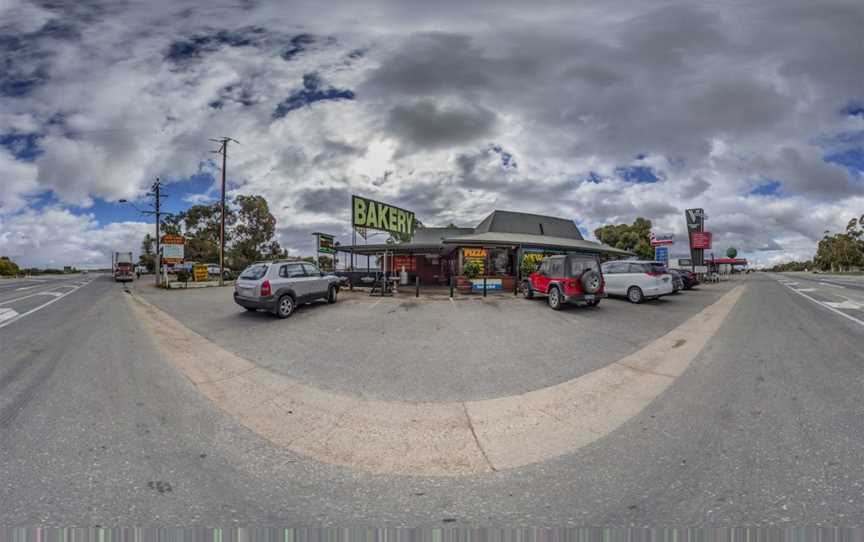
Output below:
[442,231,633,256]
[474,210,584,240]
[410,226,473,244]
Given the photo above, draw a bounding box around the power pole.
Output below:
[151,179,163,287]
[210,137,239,286]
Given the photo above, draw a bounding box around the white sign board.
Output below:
[163,244,184,260]
[694,265,708,273]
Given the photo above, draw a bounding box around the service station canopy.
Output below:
[352,195,415,238]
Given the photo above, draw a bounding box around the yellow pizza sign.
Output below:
[352,195,415,237]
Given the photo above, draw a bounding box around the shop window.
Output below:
[489,247,511,275]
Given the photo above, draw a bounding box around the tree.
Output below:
[388,218,424,244]
[0,256,20,276]
[139,234,155,272]
[181,203,237,263]
[594,217,653,260]
[228,195,281,271]
[726,247,738,259]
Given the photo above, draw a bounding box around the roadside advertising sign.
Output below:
[691,232,712,249]
[685,208,705,268]
[193,264,208,282]
[654,245,669,264]
[316,233,336,254]
[650,232,674,246]
[161,234,185,264]
[678,258,692,266]
[694,265,709,273]
[520,247,566,271]
[352,195,415,237]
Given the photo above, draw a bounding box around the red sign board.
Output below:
[690,232,712,249]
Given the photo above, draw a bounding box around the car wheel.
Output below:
[548,286,563,310]
[627,286,644,304]
[521,281,534,299]
[275,295,295,318]
[327,285,338,304]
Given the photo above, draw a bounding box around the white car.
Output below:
[600,260,674,303]
[207,264,231,276]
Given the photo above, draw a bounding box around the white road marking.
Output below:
[795,288,817,292]
[15,285,39,291]
[781,282,864,328]
[0,280,92,329]
[0,308,19,323]
[819,281,845,288]
[368,298,384,310]
[824,300,861,310]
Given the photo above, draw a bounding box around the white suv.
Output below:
[600,260,674,303]
[234,261,341,318]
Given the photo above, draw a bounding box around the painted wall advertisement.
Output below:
[462,247,486,275]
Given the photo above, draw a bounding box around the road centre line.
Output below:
[0,281,92,329]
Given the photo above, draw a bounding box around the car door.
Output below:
[534,260,551,293]
[278,263,307,298]
[301,263,328,298]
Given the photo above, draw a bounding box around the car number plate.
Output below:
[584,295,595,301]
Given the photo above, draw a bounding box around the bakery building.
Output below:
[337,208,632,291]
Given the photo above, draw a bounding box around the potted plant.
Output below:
[457,260,482,293]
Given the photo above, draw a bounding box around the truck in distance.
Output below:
[113,251,134,282]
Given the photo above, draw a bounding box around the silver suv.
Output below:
[233,261,341,318]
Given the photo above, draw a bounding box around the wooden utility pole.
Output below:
[210,137,238,286]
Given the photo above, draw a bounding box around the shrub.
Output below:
[176,269,190,282]
[462,259,482,279]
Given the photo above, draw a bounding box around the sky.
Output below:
[1,0,863,269]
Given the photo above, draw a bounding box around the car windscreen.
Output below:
[239,264,268,280]
[570,258,599,276]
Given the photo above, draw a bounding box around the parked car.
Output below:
[233,260,341,318]
[668,269,685,293]
[521,254,605,310]
[678,269,699,289]
[206,264,232,279]
[600,260,674,303]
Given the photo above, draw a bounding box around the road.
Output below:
[1,273,863,524]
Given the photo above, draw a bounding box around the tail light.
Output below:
[646,271,664,277]
[568,279,580,290]
[260,280,271,297]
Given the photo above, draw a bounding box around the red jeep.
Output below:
[521,254,605,310]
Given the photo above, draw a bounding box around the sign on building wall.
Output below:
[352,195,415,237]
[470,278,502,291]
[462,247,486,275]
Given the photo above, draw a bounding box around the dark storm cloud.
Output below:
[294,187,350,215]
[281,33,316,61]
[679,177,711,199]
[385,100,496,153]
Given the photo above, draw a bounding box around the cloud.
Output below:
[386,100,497,154]
[0,0,862,266]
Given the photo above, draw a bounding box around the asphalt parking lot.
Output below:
[131,279,738,402]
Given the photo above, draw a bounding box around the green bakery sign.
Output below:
[352,195,415,237]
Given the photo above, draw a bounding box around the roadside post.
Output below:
[415,276,420,298]
[483,275,487,297]
[449,275,454,298]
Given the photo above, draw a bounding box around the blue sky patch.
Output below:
[585,171,603,183]
[615,165,660,183]
[166,26,266,63]
[0,132,41,161]
[281,33,316,60]
[749,180,781,196]
[272,73,355,119]
[825,148,864,175]
[489,144,517,169]
[842,103,864,118]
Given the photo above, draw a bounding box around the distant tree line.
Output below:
[769,260,813,272]
[813,215,864,272]
[594,218,654,260]
[140,194,286,273]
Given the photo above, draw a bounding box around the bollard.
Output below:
[449,275,454,298]
[514,279,519,296]
[415,275,420,298]
[483,276,487,297]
